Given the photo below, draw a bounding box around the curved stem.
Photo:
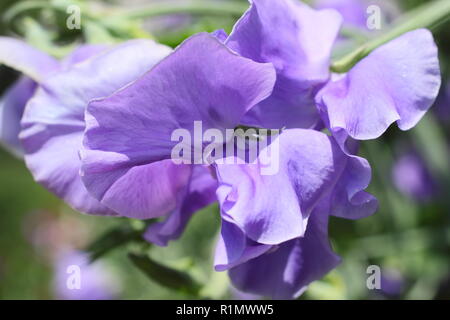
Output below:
[106,1,247,20]
[331,0,450,73]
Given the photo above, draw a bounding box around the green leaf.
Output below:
[128,253,201,295]
[87,224,143,262]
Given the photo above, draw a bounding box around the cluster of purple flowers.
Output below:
[0,0,441,298]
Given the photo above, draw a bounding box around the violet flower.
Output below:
[79,32,276,224]
[0,38,107,156]
[225,0,342,129]
[0,37,58,155]
[213,129,377,298]
[316,29,441,144]
[315,0,399,30]
[19,39,172,215]
[392,151,437,201]
[53,250,119,300]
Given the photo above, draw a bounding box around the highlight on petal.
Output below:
[144,166,218,246]
[81,33,276,218]
[0,37,59,81]
[21,39,172,215]
[317,29,441,140]
[226,0,342,128]
[61,44,109,68]
[214,129,377,246]
[228,205,341,299]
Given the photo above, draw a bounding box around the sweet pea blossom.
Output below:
[53,250,120,300]
[2,0,442,300]
[225,0,342,129]
[20,39,172,215]
[0,38,107,156]
[80,33,276,222]
[316,29,441,144]
[213,129,377,298]
[392,150,437,201]
[0,38,58,155]
[224,0,441,143]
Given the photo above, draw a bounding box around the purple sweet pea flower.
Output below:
[224,0,342,129]
[0,37,59,155]
[79,33,276,220]
[315,0,399,30]
[20,39,172,216]
[0,39,108,157]
[213,129,377,298]
[53,250,119,300]
[316,29,441,143]
[315,0,368,29]
[380,268,404,297]
[224,1,440,144]
[392,151,436,201]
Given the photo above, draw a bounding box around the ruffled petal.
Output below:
[214,129,377,245]
[81,33,276,218]
[226,0,342,128]
[21,39,172,215]
[317,29,441,140]
[228,205,341,299]
[214,220,272,271]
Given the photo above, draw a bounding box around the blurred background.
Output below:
[0,0,449,300]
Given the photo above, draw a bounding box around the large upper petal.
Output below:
[317,29,441,140]
[214,129,376,246]
[226,0,342,129]
[80,33,276,218]
[0,37,59,81]
[20,39,172,215]
[228,204,341,299]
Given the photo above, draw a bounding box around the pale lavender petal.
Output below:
[0,37,59,81]
[144,166,218,246]
[226,0,342,128]
[317,29,441,140]
[81,33,275,219]
[315,0,367,28]
[21,40,172,215]
[214,220,271,271]
[228,206,341,299]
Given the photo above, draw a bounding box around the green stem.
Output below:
[106,1,247,20]
[331,0,450,73]
[4,0,247,27]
